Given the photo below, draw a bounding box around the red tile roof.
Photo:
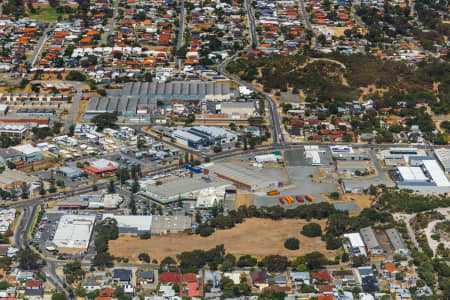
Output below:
[312,271,332,282]
[186,282,202,297]
[159,272,180,284]
[183,273,197,282]
[25,280,42,288]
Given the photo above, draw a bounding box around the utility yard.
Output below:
[109,218,337,262]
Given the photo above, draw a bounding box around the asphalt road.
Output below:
[175,0,185,69]
[29,25,53,67]
[102,0,119,44]
[298,0,318,48]
[64,88,82,133]
[245,0,258,47]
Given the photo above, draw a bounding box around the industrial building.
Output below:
[53,214,96,254]
[141,174,229,204]
[359,227,383,255]
[396,159,450,188]
[343,233,367,256]
[397,167,428,183]
[0,123,31,137]
[0,170,38,190]
[187,126,237,144]
[102,214,152,235]
[56,194,123,209]
[408,156,435,166]
[385,228,408,255]
[102,214,191,235]
[120,81,235,101]
[85,96,157,119]
[304,146,325,166]
[83,159,118,179]
[207,163,278,192]
[151,216,192,235]
[422,160,450,187]
[12,144,43,162]
[217,102,256,118]
[172,126,237,148]
[0,148,22,166]
[336,161,370,175]
[434,148,450,173]
[196,186,227,208]
[57,167,85,179]
[172,130,207,148]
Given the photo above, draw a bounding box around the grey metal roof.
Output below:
[386,228,407,251]
[118,81,233,99]
[360,226,381,250]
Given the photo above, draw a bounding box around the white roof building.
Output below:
[398,167,428,182]
[422,160,450,187]
[53,214,96,251]
[102,214,152,235]
[196,186,227,208]
[344,233,367,256]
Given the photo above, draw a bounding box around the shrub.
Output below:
[284,238,300,250]
[140,232,151,239]
[198,224,215,237]
[301,223,322,237]
[138,253,150,263]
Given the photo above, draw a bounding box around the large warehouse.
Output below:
[102,214,152,235]
[85,96,157,119]
[53,214,96,254]
[102,214,191,235]
[398,167,428,182]
[120,81,235,101]
[207,163,278,192]
[434,148,450,173]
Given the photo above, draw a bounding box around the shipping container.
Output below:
[267,190,280,196]
[305,195,315,202]
[285,196,294,204]
[296,195,304,203]
[279,197,285,204]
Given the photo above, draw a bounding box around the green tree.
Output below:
[21,183,29,199]
[39,181,46,196]
[16,248,40,270]
[138,253,150,263]
[301,223,322,237]
[108,180,115,194]
[304,251,328,269]
[129,195,137,215]
[51,293,67,300]
[237,255,257,267]
[284,238,300,250]
[66,71,86,81]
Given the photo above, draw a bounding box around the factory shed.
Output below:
[434,148,450,173]
[151,215,192,235]
[102,214,152,235]
[398,167,428,182]
[386,229,408,255]
[359,226,383,255]
[208,163,278,192]
[422,160,450,187]
[53,214,96,254]
[343,233,367,256]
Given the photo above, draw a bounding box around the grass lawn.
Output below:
[29,7,70,22]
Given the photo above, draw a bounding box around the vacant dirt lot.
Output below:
[109,218,336,262]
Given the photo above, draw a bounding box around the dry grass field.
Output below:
[109,218,337,262]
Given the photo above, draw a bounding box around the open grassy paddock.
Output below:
[109,218,337,263]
